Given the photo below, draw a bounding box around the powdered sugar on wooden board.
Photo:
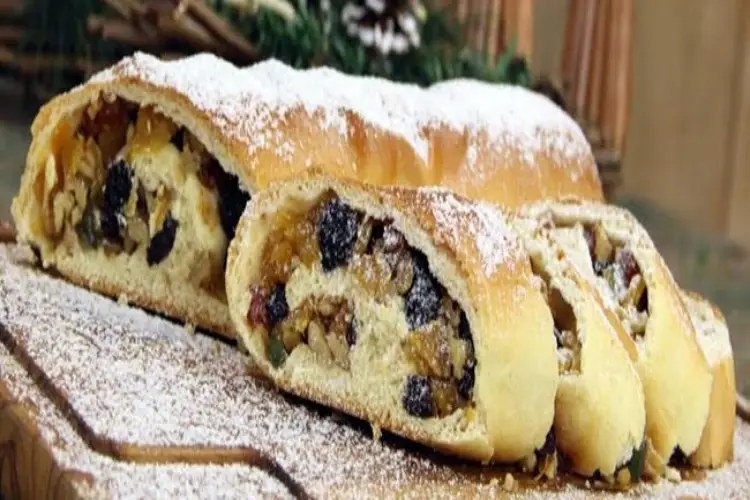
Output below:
[0,344,293,500]
[86,51,593,177]
[2,243,749,499]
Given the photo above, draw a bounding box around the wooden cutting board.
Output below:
[1,237,749,499]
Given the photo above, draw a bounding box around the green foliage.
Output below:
[14,0,532,92]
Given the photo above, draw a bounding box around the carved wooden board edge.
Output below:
[0,379,92,499]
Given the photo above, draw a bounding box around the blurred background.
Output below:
[0,0,749,391]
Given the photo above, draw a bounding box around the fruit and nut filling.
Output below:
[582,224,648,339]
[36,96,249,294]
[530,261,581,374]
[246,192,477,419]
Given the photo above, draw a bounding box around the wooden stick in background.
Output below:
[514,0,534,60]
[572,0,597,121]
[609,0,633,155]
[180,0,257,62]
[585,0,609,144]
[87,15,163,49]
[486,0,502,62]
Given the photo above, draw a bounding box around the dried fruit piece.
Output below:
[146,213,178,266]
[326,332,350,369]
[457,358,475,400]
[266,284,289,328]
[317,198,360,271]
[103,159,133,214]
[458,311,471,340]
[346,321,357,347]
[75,201,100,249]
[432,379,459,417]
[616,247,640,284]
[403,324,452,379]
[268,337,287,368]
[402,375,434,417]
[593,224,614,265]
[393,254,414,295]
[247,285,268,326]
[404,251,442,330]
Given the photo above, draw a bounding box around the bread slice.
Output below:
[513,201,713,469]
[516,225,647,480]
[11,52,602,339]
[226,172,559,463]
[681,290,736,468]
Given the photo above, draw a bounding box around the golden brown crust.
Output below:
[12,52,602,339]
[513,201,713,467]
[226,170,559,463]
[680,290,736,468]
[518,225,646,477]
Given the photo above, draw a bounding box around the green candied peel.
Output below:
[268,336,287,368]
[627,438,648,482]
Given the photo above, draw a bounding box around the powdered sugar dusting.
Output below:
[3,242,745,498]
[85,52,593,182]
[0,344,292,500]
[414,187,520,276]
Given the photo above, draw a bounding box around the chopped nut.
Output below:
[354,217,374,254]
[616,468,631,486]
[281,321,303,351]
[326,332,350,369]
[317,297,337,317]
[593,223,613,263]
[393,253,415,294]
[307,320,332,362]
[149,186,172,237]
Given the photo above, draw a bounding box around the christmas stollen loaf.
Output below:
[226,171,559,463]
[681,290,736,468]
[517,225,647,480]
[12,51,602,339]
[513,201,714,471]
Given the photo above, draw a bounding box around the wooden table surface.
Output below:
[2,78,750,396]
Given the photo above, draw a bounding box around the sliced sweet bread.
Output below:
[12,52,602,339]
[516,224,646,481]
[226,172,559,463]
[513,201,713,470]
[681,290,736,468]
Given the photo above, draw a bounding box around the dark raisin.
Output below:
[402,375,435,417]
[458,311,471,340]
[75,202,100,249]
[627,439,647,482]
[366,220,385,254]
[536,428,556,460]
[317,198,360,272]
[170,127,185,151]
[670,446,688,466]
[205,162,250,239]
[404,251,442,330]
[583,225,595,261]
[265,284,289,329]
[617,248,640,284]
[99,207,123,244]
[247,285,269,326]
[346,321,357,347]
[146,213,178,266]
[553,326,564,348]
[457,358,475,400]
[637,288,649,313]
[103,159,133,213]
